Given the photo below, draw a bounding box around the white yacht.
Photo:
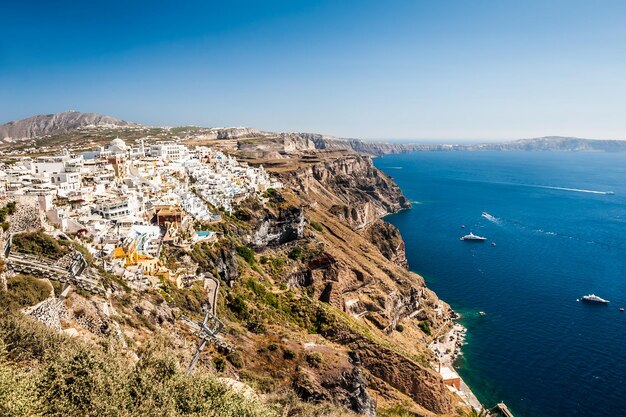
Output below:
[460,232,487,241]
[580,294,609,304]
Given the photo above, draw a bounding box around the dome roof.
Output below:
[110,137,128,151]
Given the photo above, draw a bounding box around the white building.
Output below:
[150,142,189,162]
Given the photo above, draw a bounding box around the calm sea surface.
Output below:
[374,151,626,417]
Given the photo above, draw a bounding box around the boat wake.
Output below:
[526,185,614,195]
[481,212,501,224]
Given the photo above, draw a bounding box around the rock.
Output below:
[215,248,238,283]
[293,366,376,416]
[251,206,305,248]
[365,220,409,269]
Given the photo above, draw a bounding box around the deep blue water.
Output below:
[374,152,626,417]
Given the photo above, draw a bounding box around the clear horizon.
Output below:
[3,1,626,140]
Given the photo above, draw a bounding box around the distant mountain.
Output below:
[469,136,626,152]
[303,135,626,156]
[0,111,140,140]
[238,133,626,158]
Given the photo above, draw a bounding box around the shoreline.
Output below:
[429,319,483,411]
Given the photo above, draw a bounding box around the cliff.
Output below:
[229,151,459,414]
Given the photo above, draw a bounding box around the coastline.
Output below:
[428,320,482,410]
[379,159,485,413]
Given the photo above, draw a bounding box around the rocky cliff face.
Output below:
[213,127,267,139]
[286,153,410,230]
[250,206,305,248]
[238,151,457,415]
[365,220,409,269]
[0,111,139,140]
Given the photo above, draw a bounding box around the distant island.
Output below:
[2,112,625,157]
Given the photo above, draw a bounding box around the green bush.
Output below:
[395,324,404,332]
[214,357,226,372]
[236,246,256,264]
[226,351,244,369]
[282,348,296,360]
[309,221,324,232]
[234,208,252,221]
[418,321,431,336]
[287,247,302,260]
[246,320,267,334]
[227,294,250,320]
[1,275,51,312]
[0,314,276,417]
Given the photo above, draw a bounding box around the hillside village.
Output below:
[0,136,282,289]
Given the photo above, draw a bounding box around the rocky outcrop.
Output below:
[213,127,267,139]
[365,220,408,269]
[215,247,239,283]
[293,365,376,416]
[237,133,316,158]
[0,111,139,140]
[286,154,410,229]
[251,207,305,248]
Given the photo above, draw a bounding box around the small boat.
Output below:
[580,294,610,304]
[460,232,487,241]
[620,308,624,312]
[461,225,466,229]
[491,242,497,247]
[606,191,615,195]
[479,311,487,316]
[481,212,497,222]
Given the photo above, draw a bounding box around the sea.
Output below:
[373,151,626,417]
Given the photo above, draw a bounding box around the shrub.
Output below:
[0,315,276,417]
[305,352,323,368]
[0,222,9,231]
[234,208,252,221]
[309,221,323,232]
[12,231,69,258]
[236,246,256,265]
[418,321,431,336]
[226,351,244,369]
[227,294,250,320]
[214,357,226,372]
[395,324,404,332]
[1,275,51,312]
[288,247,302,260]
[246,320,267,334]
[283,348,296,360]
[267,343,279,352]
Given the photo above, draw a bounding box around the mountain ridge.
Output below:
[0,111,140,140]
[4,111,626,154]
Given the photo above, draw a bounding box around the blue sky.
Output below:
[2,0,626,140]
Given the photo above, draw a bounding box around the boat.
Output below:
[479,311,487,316]
[460,232,487,241]
[482,212,497,221]
[580,294,610,304]
[620,308,624,312]
[461,225,466,229]
[491,242,497,247]
[606,191,615,195]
